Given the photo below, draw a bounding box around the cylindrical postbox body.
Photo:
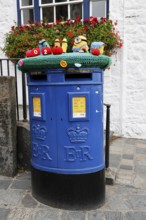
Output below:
[27,67,105,209]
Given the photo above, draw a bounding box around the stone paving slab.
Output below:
[0,137,146,220]
[7,208,35,220]
[0,208,10,220]
[0,180,12,190]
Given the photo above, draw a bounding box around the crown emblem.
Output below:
[67,125,89,143]
[32,124,47,140]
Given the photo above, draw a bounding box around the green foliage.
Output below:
[2,17,123,58]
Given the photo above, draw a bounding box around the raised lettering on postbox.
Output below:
[64,146,93,162]
[32,142,52,161]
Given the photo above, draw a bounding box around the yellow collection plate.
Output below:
[72,97,86,118]
[33,97,41,117]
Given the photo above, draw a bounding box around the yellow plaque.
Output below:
[33,97,41,117]
[72,97,86,118]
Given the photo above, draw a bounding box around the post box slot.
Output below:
[65,73,92,81]
[30,74,47,81]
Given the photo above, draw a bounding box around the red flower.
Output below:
[84,18,89,23]
[19,27,24,32]
[66,31,73,37]
[89,16,94,20]
[47,24,53,27]
[56,18,62,24]
[27,20,32,24]
[66,19,71,25]
[11,26,15,31]
[84,25,88,32]
[119,42,123,48]
[92,17,98,23]
[75,16,81,22]
[34,21,40,27]
[100,17,106,24]
[77,29,82,33]
[24,25,30,29]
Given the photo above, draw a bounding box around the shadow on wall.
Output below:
[17,121,31,170]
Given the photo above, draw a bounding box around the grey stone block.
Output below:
[11,179,31,190]
[127,195,146,210]
[60,211,86,220]
[34,209,60,220]
[109,154,121,167]
[105,211,124,220]
[135,139,146,147]
[111,137,127,147]
[106,194,131,210]
[136,147,146,154]
[135,165,146,174]
[123,154,134,160]
[0,208,10,220]
[0,77,17,176]
[125,212,146,220]
[0,189,24,206]
[7,208,34,220]
[125,138,137,145]
[110,185,133,195]
[88,211,124,220]
[88,210,104,220]
[16,171,31,181]
[0,175,12,180]
[120,164,133,170]
[0,180,12,189]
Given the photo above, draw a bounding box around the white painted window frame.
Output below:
[39,0,83,23]
[20,0,34,24]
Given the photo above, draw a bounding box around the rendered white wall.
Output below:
[0,0,17,57]
[104,0,146,139]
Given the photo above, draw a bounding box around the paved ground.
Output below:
[0,137,146,220]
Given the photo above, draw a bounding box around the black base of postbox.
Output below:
[31,167,105,210]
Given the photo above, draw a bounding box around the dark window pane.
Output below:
[56,5,67,20]
[55,0,67,2]
[21,0,32,6]
[70,3,82,20]
[23,9,34,23]
[42,7,54,22]
[41,0,53,3]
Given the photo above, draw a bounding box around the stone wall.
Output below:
[0,77,17,176]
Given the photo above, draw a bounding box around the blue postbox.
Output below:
[18,53,111,209]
